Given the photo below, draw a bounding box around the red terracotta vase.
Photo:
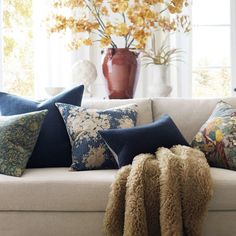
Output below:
[102,48,140,99]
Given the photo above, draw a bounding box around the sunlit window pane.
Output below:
[192,68,231,98]
[192,26,231,68]
[192,0,230,25]
[3,0,34,97]
[192,0,231,98]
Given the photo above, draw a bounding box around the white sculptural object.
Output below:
[71,60,97,97]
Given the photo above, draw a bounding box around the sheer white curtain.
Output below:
[33,0,76,99]
[164,31,192,98]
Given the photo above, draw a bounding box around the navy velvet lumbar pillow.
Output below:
[99,114,189,167]
[0,85,84,168]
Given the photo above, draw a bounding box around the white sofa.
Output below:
[1,97,236,236]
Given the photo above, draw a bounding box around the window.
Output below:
[2,0,34,97]
[192,0,231,97]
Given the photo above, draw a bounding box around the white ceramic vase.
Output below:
[146,65,172,97]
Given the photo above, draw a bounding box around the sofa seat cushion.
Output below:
[0,168,116,212]
[0,167,235,212]
[209,167,236,211]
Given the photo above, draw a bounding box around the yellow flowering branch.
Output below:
[48,0,191,49]
[84,0,118,47]
[91,2,118,47]
[122,13,129,48]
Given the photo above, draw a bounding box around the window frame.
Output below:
[177,0,236,98]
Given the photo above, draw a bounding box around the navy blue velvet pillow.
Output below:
[0,85,84,168]
[99,114,189,167]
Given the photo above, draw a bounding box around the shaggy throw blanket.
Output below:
[104,145,213,236]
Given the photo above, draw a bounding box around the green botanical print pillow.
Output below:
[191,101,236,170]
[0,110,47,177]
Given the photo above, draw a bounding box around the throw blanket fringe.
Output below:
[104,145,213,236]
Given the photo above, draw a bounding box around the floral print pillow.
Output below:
[191,101,236,170]
[56,103,137,171]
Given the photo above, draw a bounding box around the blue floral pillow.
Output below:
[56,103,137,170]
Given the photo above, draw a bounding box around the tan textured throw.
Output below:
[104,145,213,236]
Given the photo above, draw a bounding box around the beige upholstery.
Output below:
[152,97,236,143]
[82,98,152,126]
[0,167,236,212]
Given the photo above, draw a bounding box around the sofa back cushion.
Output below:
[152,97,236,143]
[82,98,152,126]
